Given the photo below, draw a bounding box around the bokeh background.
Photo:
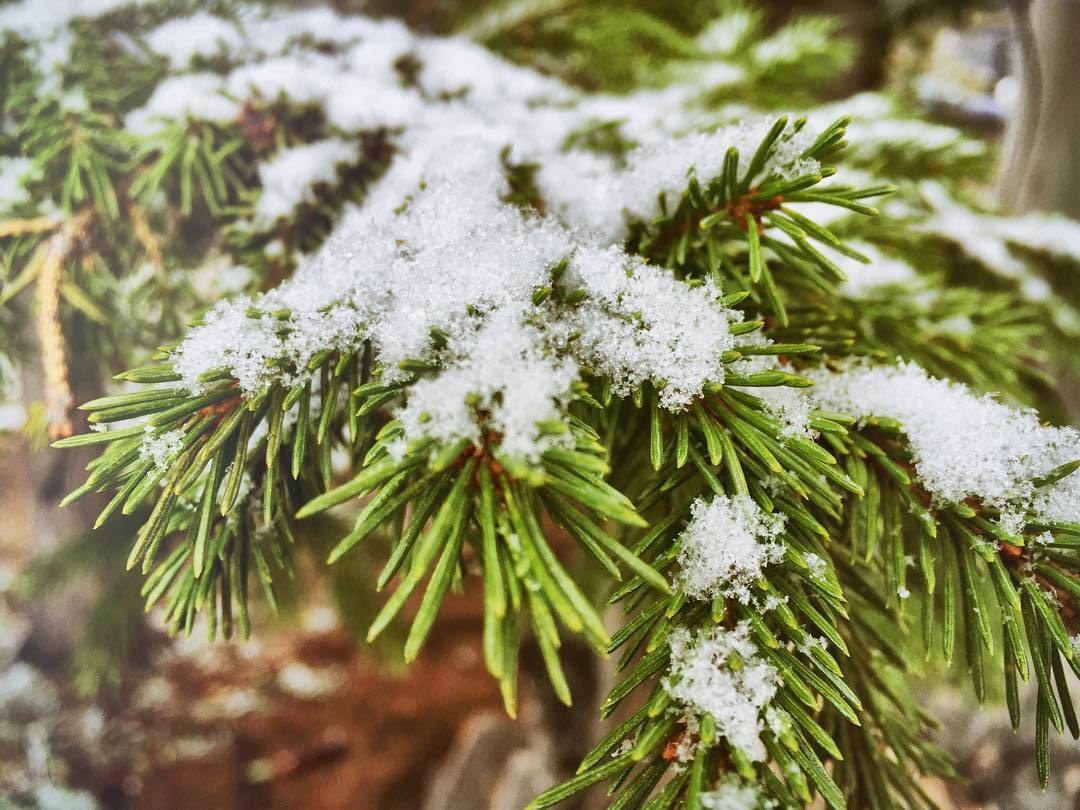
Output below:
[2,1,1079,808]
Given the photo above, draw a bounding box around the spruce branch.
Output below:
[5,3,1080,807]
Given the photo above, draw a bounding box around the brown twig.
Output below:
[35,208,93,439]
[127,201,164,268]
[0,216,60,239]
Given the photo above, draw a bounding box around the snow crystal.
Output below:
[996,212,1080,265]
[727,332,814,437]
[223,52,345,109]
[69,0,1070,476]
[752,384,815,439]
[416,36,564,106]
[798,635,827,656]
[397,312,578,462]
[276,661,344,699]
[253,139,358,227]
[32,785,97,810]
[846,118,983,159]
[139,426,185,473]
[918,182,1027,279]
[805,93,983,164]
[671,715,700,765]
[808,361,1080,525]
[665,623,780,761]
[803,552,827,581]
[915,183,1080,334]
[701,777,774,810]
[676,495,786,604]
[564,247,734,409]
[752,18,830,67]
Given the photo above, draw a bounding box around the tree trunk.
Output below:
[998,0,1080,216]
[17,311,105,664]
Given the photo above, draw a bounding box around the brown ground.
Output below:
[131,594,500,810]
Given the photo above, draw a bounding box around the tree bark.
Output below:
[998,0,1080,216]
[17,311,105,664]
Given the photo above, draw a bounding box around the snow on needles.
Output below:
[666,622,780,761]
[253,139,358,227]
[676,495,786,604]
[143,11,242,68]
[701,778,774,810]
[541,122,820,243]
[173,137,738,460]
[809,361,1080,528]
[113,6,831,461]
[563,248,734,409]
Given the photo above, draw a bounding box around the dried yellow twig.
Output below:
[36,209,93,439]
[0,216,60,239]
[127,202,163,268]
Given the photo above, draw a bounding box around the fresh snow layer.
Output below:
[144,11,243,67]
[172,136,740,460]
[676,495,786,604]
[253,139,357,226]
[541,122,820,243]
[809,361,1080,527]
[665,622,780,761]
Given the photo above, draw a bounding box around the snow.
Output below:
[541,121,821,243]
[916,182,1080,328]
[675,495,786,604]
[830,242,920,299]
[665,622,780,762]
[808,361,1080,526]
[0,0,151,39]
[751,384,815,439]
[117,2,865,464]
[701,778,773,810]
[752,17,831,68]
[144,12,243,68]
[847,118,984,159]
[19,1,1079,478]
[139,426,185,473]
[803,552,827,581]
[172,130,745,460]
[0,157,34,209]
[726,333,814,438]
[126,74,241,135]
[697,8,758,56]
[563,248,735,409]
[917,181,1028,279]
[995,211,1080,265]
[806,93,985,165]
[253,139,358,227]
[397,311,579,462]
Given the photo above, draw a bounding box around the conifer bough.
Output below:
[4,2,1080,808]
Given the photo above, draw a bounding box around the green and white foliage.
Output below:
[4,1,1080,808]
